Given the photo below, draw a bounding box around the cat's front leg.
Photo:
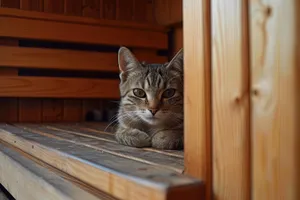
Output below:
[115,126,151,148]
[151,130,183,150]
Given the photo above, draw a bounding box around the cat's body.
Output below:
[115,47,184,150]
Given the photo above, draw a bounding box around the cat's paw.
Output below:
[115,128,151,148]
[151,131,183,150]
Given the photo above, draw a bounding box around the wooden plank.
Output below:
[16,124,184,173]
[82,0,101,18]
[64,0,82,16]
[212,0,250,199]
[0,16,168,49]
[0,142,109,200]
[0,38,19,46]
[19,98,42,122]
[0,98,18,122]
[183,0,212,200]
[0,68,18,76]
[0,124,204,200]
[103,0,116,20]
[44,0,64,14]
[0,0,20,8]
[20,0,43,11]
[0,46,119,72]
[0,7,167,32]
[132,49,168,63]
[48,123,185,158]
[250,1,300,200]
[0,77,119,98]
[116,0,133,21]
[63,100,82,122]
[42,99,63,122]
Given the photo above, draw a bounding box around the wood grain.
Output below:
[44,0,64,14]
[153,0,182,25]
[0,124,204,200]
[82,0,101,18]
[133,0,147,22]
[0,0,20,8]
[183,1,212,200]
[0,76,120,98]
[42,99,63,122]
[63,100,82,122]
[116,0,133,21]
[19,98,42,122]
[0,68,18,76]
[212,0,250,199]
[103,0,116,20]
[0,14,168,49]
[0,142,105,200]
[16,124,184,172]
[64,0,82,16]
[0,46,119,72]
[0,7,166,32]
[0,98,18,122]
[20,0,43,11]
[250,0,300,199]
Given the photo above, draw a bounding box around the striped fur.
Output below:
[115,47,184,150]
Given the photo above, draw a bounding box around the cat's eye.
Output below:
[162,89,176,98]
[133,88,146,98]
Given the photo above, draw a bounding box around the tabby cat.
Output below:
[115,47,184,150]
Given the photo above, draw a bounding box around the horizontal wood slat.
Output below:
[0,46,119,72]
[0,124,204,200]
[0,8,168,49]
[0,77,119,98]
[0,142,108,200]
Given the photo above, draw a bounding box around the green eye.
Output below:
[162,89,176,98]
[133,88,146,98]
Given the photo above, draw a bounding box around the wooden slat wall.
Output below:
[183,1,211,200]
[1,0,155,23]
[212,0,250,199]
[250,0,300,200]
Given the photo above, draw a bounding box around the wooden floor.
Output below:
[0,123,203,200]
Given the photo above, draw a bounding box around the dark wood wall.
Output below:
[0,0,155,22]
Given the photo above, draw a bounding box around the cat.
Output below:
[115,47,184,150]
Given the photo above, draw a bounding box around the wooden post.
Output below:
[183,0,212,199]
[250,0,300,199]
[211,0,250,199]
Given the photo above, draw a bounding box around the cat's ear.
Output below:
[166,48,183,73]
[118,47,140,73]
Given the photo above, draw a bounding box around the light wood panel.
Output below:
[250,1,300,199]
[212,0,250,199]
[183,1,212,200]
[0,124,204,200]
[0,142,107,200]
[0,77,119,98]
[0,8,168,49]
[0,46,119,72]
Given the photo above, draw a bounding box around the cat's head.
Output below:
[117,47,183,126]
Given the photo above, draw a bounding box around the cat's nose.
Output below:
[148,109,158,116]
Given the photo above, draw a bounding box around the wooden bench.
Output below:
[0,7,204,200]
